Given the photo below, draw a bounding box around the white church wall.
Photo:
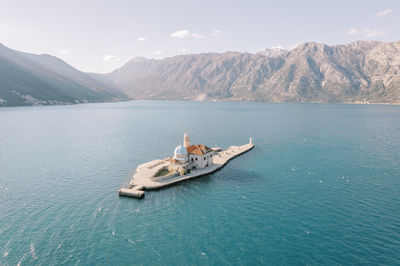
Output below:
[188,152,213,169]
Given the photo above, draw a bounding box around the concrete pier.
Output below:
[119,142,254,199]
[118,188,145,199]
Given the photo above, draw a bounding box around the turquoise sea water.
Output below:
[0,101,399,265]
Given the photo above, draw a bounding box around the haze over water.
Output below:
[0,101,399,265]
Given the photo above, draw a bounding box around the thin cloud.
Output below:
[190,33,205,39]
[376,8,392,18]
[346,27,359,35]
[153,50,163,55]
[138,37,146,42]
[345,27,386,38]
[178,48,187,53]
[211,29,222,36]
[171,30,189,38]
[102,55,120,62]
[170,30,205,39]
[364,29,386,38]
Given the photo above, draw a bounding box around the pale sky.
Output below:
[1,0,399,73]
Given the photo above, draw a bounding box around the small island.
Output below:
[119,133,255,198]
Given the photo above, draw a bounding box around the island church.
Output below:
[169,132,215,173]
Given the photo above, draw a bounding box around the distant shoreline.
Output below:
[1,99,400,108]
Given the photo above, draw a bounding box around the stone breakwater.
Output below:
[119,143,255,199]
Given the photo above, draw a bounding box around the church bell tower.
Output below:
[184,132,190,148]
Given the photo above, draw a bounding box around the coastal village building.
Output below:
[169,132,214,173]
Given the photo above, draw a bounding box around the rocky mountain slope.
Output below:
[107,40,400,103]
[0,43,126,107]
[1,40,399,106]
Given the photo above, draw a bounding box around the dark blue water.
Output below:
[1,101,399,265]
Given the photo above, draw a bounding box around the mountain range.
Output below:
[1,40,400,106]
[0,43,126,106]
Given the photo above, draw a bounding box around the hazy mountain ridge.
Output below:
[0,43,126,107]
[1,40,400,106]
[108,40,400,103]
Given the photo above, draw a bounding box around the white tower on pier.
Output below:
[184,132,190,148]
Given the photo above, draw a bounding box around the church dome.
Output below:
[174,144,188,162]
[174,145,187,155]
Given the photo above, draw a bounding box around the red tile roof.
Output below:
[186,144,211,155]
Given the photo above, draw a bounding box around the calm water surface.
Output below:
[0,101,399,265]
